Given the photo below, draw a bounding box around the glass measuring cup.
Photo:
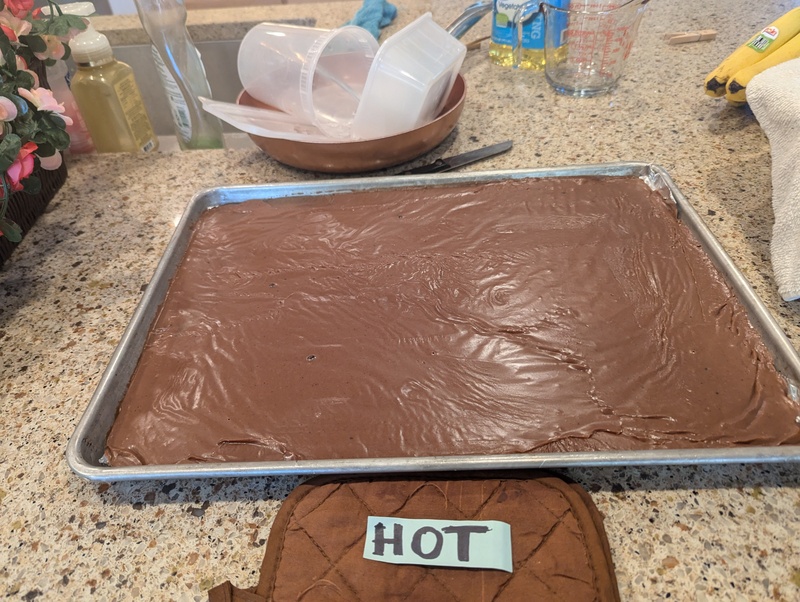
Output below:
[541,0,649,97]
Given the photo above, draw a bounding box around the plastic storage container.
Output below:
[229,15,466,142]
[351,13,466,139]
[133,0,224,149]
[237,23,378,139]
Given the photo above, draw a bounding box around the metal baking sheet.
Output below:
[67,163,800,482]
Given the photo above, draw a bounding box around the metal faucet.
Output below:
[446,0,544,40]
[446,0,493,39]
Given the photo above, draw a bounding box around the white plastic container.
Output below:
[237,23,378,139]
[351,13,466,139]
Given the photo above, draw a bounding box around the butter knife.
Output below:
[400,140,513,175]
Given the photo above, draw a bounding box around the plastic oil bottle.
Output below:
[133,0,224,150]
[489,0,567,69]
[70,23,159,153]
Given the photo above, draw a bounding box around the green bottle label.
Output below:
[747,26,779,53]
[491,0,567,50]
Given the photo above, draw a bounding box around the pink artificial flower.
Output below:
[6,142,38,192]
[0,23,17,42]
[0,97,17,122]
[33,35,66,62]
[37,152,62,171]
[0,9,33,40]
[4,0,34,19]
[17,87,73,125]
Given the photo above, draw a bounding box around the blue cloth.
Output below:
[345,0,398,39]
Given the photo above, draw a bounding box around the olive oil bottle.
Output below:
[70,25,159,153]
[489,0,568,70]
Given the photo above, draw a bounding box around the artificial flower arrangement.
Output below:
[0,0,86,242]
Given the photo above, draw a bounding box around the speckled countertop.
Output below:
[3,0,800,600]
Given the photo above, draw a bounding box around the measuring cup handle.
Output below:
[518,2,546,25]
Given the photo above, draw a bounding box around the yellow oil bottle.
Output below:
[70,24,159,153]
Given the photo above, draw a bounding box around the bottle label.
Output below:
[747,26,779,53]
[491,0,567,50]
[113,73,159,153]
[151,45,193,142]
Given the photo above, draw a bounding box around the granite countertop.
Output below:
[3,0,800,600]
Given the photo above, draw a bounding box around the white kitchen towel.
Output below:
[747,57,800,302]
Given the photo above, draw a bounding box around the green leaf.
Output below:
[0,35,14,54]
[15,47,35,67]
[15,70,35,90]
[0,40,16,72]
[13,118,36,141]
[36,113,70,149]
[28,20,47,36]
[46,15,88,37]
[0,217,22,243]
[8,93,29,117]
[21,176,41,196]
[50,129,70,150]
[35,142,56,157]
[19,35,47,54]
[0,134,21,173]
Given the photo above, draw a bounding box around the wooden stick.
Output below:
[664,30,717,45]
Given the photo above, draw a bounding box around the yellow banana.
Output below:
[726,31,800,103]
[704,6,800,97]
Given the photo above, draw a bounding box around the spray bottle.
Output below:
[133,0,224,150]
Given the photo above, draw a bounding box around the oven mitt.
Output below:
[208,471,620,601]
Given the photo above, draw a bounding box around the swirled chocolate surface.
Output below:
[105,177,800,466]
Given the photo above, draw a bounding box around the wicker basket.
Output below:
[0,159,68,267]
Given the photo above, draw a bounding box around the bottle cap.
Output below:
[70,24,113,66]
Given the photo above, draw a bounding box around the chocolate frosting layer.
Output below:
[105,177,800,466]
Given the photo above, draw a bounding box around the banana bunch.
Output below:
[705,7,800,105]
